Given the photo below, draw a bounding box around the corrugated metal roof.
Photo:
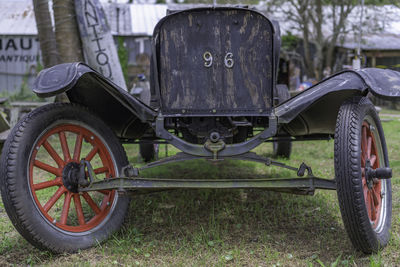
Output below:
[340,33,400,51]
[336,5,400,50]
[0,0,37,35]
[0,0,167,37]
[104,3,167,36]
[129,4,167,36]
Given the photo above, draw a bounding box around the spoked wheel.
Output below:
[335,96,392,253]
[0,103,130,253]
[30,124,118,232]
[360,121,387,231]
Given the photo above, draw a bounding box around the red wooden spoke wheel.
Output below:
[335,97,391,254]
[29,124,116,232]
[360,121,383,229]
[0,104,129,253]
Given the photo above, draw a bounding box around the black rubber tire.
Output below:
[139,143,157,162]
[0,103,130,253]
[334,96,392,254]
[272,140,292,158]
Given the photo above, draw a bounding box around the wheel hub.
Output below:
[365,159,374,190]
[364,159,392,190]
[62,162,82,193]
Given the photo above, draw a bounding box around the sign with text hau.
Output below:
[0,36,41,92]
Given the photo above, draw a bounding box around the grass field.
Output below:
[1,112,400,266]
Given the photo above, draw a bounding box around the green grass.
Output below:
[1,114,400,266]
[379,108,400,115]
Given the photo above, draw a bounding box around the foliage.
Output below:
[117,36,129,84]
[35,57,44,74]
[266,0,356,80]
[265,0,394,80]
[0,89,44,103]
[281,32,300,51]
[364,0,398,4]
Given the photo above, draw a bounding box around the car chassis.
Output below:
[1,6,400,254]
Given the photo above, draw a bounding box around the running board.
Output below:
[79,177,336,195]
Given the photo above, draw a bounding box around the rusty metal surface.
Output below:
[154,114,277,157]
[75,149,336,194]
[138,151,300,173]
[154,8,275,116]
[79,176,336,194]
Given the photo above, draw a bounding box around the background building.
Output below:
[1,1,400,94]
[0,1,40,94]
[0,0,167,94]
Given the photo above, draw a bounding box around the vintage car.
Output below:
[0,7,399,254]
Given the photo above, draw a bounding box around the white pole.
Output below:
[357,0,364,58]
[353,0,364,70]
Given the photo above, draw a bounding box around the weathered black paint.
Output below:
[275,68,400,136]
[33,62,155,139]
[153,8,275,116]
[31,7,400,152]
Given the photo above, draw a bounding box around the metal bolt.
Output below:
[107,202,110,206]
[90,136,94,140]
[53,219,57,224]
[370,125,375,131]
[381,191,386,198]
[182,109,186,113]
[212,109,217,113]
[259,109,263,113]
[36,146,40,150]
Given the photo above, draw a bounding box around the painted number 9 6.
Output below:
[203,52,234,69]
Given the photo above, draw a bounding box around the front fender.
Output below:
[275,68,400,136]
[33,62,157,140]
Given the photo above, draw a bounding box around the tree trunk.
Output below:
[52,0,83,102]
[32,0,59,68]
[313,0,323,80]
[53,0,84,62]
[302,31,314,79]
[298,1,314,79]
